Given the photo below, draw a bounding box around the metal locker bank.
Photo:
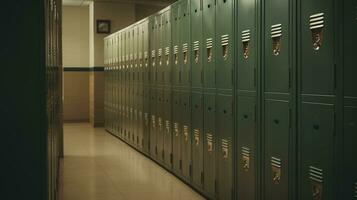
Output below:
[103,0,357,199]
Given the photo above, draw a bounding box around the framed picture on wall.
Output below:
[97,20,111,34]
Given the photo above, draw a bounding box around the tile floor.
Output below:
[59,123,205,200]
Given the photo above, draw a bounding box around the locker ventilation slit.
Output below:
[309,13,325,50]
[271,157,282,184]
[241,30,251,59]
[174,123,179,137]
[354,182,357,198]
[206,38,213,62]
[221,139,229,158]
[221,34,229,60]
[309,166,323,183]
[183,43,188,64]
[194,129,200,146]
[271,24,282,56]
[206,133,213,152]
[241,147,250,171]
[194,41,200,64]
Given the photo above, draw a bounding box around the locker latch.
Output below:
[221,35,229,60]
[183,125,189,142]
[206,133,213,152]
[312,182,322,200]
[271,24,282,56]
[241,30,251,59]
[241,147,250,171]
[194,129,200,146]
[206,38,213,62]
[309,13,325,51]
[221,139,229,159]
[194,41,200,64]
[183,43,188,64]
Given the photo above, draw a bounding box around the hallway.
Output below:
[60,123,205,200]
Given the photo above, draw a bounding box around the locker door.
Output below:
[157,88,164,162]
[343,107,357,199]
[343,0,357,98]
[236,96,256,200]
[172,90,182,175]
[150,88,157,157]
[163,88,172,167]
[264,0,291,94]
[202,0,216,88]
[157,15,164,85]
[237,0,258,91]
[171,3,180,87]
[264,100,290,200]
[180,0,191,87]
[203,93,216,198]
[216,94,233,200]
[300,103,335,200]
[215,0,233,90]
[143,86,150,154]
[164,11,172,86]
[191,0,203,89]
[125,29,130,141]
[181,90,192,180]
[191,92,204,189]
[300,0,335,95]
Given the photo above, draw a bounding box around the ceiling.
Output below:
[63,0,175,6]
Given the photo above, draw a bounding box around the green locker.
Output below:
[203,93,216,198]
[163,10,172,86]
[191,91,204,189]
[133,25,138,146]
[150,88,157,156]
[157,87,165,162]
[143,86,150,154]
[300,1,335,95]
[190,0,203,89]
[202,0,215,88]
[130,27,135,144]
[298,0,336,199]
[171,3,180,87]
[157,14,164,86]
[179,0,191,87]
[300,103,335,200]
[236,0,260,198]
[343,107,357,199]
[180,90,192,181]
[143,20,150,154]
[264,100,290,200]
[115,34,119,136]
[342,1,357,198]
[215,0,233,90]
[236,96,257,200]
[263,0,296,198]
[120,31,125,138]
[172,90,182,175]
[125,29,130,141]
[216,93,233,200]
[163,88,172,167]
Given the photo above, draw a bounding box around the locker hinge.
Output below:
[334,63,337,90]
[170,153,173,164]
[333,111,336,136]
[215,179,218,193]
[254,67,257,87]
[289,108,292,128]
[201,171,204,184]
[254,104,257,122]
[214,70,217,84]
[214,0,217,5]
[189,164,192,177]
[288,67,291,89]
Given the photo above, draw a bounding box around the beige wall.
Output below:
[63,6,89,67]
[62,6,90,122]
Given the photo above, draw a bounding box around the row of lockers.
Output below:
[104,0,356,199]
